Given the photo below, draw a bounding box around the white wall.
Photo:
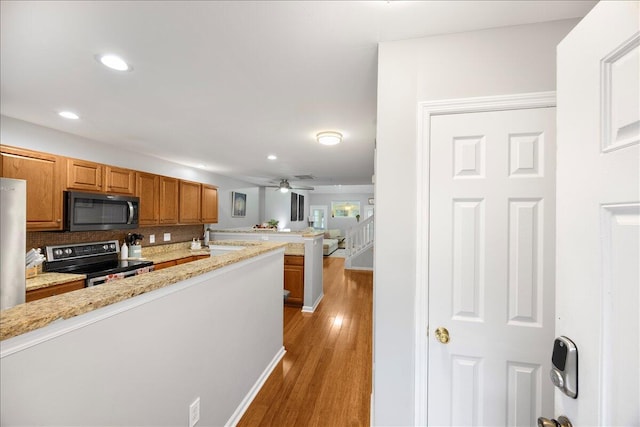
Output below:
[374,19,579,425]
[0,115,260,229]
[264,189,310,231]
[308,185,374,236]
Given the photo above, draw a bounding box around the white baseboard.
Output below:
[225,346,286,426]
[302,292,324,313]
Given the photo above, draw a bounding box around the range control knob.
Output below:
[63,248,72,255]
[54,249,63,257]
[110,243,116,250]
[103,244,109,251]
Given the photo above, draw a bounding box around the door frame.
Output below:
[415,91,556,424]
[309,204,328,229]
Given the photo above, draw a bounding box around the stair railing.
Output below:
[345,214,374,260]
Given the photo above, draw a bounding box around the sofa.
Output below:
[322,229,343,256]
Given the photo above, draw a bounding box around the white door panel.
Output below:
[556,1,639,425]
[428,108,555,426]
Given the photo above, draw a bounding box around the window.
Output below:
[331,201,360,218]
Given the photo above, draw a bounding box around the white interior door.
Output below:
[556,2,639,425]
[428,107,556,426]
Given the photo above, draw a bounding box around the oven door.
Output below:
[66,191,139,231]
[86,266,154,287]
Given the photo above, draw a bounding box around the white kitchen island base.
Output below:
[0,249,284,426]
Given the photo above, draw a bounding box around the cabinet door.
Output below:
[136,172,160,225]
[159,176,179,224]
[179,180,201,224]
[66,158,103,192]
[0,146,63,230]
[201,184,218,223]
[284,256,304,306]
[105,166,135,195]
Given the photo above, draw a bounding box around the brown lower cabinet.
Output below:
[26,279,85,302]
[156,255,210,270]
[284,255,304,306]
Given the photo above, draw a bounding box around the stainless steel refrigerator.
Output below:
[1,177,26,310]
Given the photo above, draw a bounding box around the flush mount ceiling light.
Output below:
[96,54,132,71]
[58,111,79,120]
[316,131,342,146]
[267,154,277,160]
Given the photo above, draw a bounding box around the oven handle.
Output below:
[127,201,135,224]
[87,269,140,287]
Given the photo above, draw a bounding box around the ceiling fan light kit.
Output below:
[316,131,342,146]
[279,180,291,193]
[267,179,314,192]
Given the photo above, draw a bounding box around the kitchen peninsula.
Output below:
[0,241,286,426]
[210,228,324,312]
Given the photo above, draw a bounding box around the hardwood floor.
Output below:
[238,257,373,427]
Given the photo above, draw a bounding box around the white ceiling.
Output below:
[0,1,596,188]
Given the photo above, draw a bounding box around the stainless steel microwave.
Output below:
[65,191,139,231]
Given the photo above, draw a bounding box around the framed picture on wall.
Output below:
[290,192,298,221]
[298,194,304,221]
[231,191,246,217]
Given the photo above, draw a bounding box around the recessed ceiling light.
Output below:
[267,154,277,160]
[316,131,342,146]
[59,111,79,120]
[96,54,131,71]
[197,164,206,169]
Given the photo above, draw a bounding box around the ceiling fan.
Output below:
[266,179,314,193]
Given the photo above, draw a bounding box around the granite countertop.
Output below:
[210,228,324,238]
[1,241,287,341]
[26,272,87,292]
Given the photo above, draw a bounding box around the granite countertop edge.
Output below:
[2,242,287,341]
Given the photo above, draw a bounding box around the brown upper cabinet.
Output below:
[105,166,136,195]
[1,145,218,229]
[67,159,135,195]
[66,158,103,192]
[0,146,64,230]
[159,176,179,224]
[136,172,160,225]
[179,180,202,224]
[201,184,218,223]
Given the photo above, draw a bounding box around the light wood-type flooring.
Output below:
[238,257,373,427]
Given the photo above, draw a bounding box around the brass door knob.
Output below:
[537,416,573,427]
[435,327,450,344]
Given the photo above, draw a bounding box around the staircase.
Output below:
[344,214,374,270]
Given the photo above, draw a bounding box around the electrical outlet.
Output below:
[189,397,200,427]
[163,233,171,242]
[149,234,155,244]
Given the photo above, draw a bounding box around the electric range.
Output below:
[44,240,154,287]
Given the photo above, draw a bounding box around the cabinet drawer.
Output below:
[154,260,177,270]
[284,255,304,266]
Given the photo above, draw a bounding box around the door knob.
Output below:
[537,416,572,427]
[435,327,450,344]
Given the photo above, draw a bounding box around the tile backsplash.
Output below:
[26,224,205,252]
